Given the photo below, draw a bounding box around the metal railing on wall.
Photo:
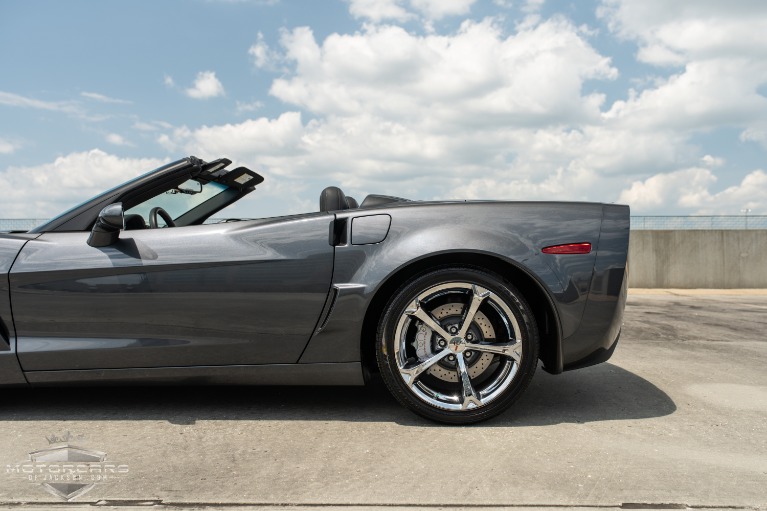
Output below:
[631,215,767,230]
[2,216,767,232]
[0,219,47,232]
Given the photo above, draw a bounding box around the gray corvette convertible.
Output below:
[0,156,629,424]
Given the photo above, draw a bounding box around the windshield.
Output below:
[29,158,190,233]
[29,157,264,233]
[126,180,229,226]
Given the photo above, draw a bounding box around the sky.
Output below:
[1,0,767,220]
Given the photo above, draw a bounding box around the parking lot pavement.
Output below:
[0,291,765,510]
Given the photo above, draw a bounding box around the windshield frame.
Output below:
[30,156,263,233]
[30,158,194,233]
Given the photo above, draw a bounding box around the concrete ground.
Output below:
[0,291,765,510]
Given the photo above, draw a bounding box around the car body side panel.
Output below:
[300,201,603,364]
[10,215,334,371]
[25,362,364,386]
[561,204,630,369]
[0,235,31,385]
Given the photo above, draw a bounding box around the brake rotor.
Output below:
[413,302,495,383]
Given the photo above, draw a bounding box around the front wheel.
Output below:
[376,267,539,424]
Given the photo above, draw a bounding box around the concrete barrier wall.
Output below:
[629,230,767,288]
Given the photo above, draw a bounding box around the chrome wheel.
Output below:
[377,267,539,424]
[393,281,524,411]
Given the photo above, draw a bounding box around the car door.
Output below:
[9,214,334,371]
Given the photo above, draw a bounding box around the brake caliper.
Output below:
[413,321,434,360]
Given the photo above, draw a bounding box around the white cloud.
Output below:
[447,165,603,204]
[598,1,767,132]
[0,138,18,154]
[346,0,476,22]
[0,150,166,218]
[409,0,476,20]
[236,100,264,113]
[155,17,651,213]
[81,91,131,104]
[693,170,767,214]
[583,0,767,213]
[603,59,767,132]
[619,167,767,215]
[132,120,173,132]
[249,32,280,69]
[167,112,304,162]
[152,18,622,198]
[599,0,767,64]
[185,71,226,99]
[105,133,132,146]
[138,4,767,217]
[346,0,414,22]
[271,19,616,125]
[700,154,724,168]
[619,167,716,211]
[522,0,545,14]
[740,125,767,149]
[0,91,80,114]
[164,75,176,88]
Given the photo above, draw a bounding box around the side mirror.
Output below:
[87,203,124,247]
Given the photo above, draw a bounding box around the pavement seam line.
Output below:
[0,501,762,510]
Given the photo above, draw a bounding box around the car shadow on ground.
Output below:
[0,362,676,427]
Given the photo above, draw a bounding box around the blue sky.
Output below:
[2,0,767,219]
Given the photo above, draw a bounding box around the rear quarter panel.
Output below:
[560,204,630,369]
[299,201,607,367]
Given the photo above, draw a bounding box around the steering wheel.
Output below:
[148,207,176,228]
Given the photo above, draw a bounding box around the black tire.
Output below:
[376,266,539,424]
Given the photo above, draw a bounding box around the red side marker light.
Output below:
[541,242,592,255]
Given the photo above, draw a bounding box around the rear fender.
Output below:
[561,204,630,369]
[300,202,603,365]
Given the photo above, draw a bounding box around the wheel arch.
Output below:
[360,251,563,378]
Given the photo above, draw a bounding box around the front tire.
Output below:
[376,266,539,424]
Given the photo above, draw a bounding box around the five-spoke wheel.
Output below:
[376,267,539,424]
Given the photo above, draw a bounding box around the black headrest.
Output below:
[124,214,147,230]
[346,196,359,209]
[320,186,349,212]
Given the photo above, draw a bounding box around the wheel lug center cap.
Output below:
[448,337,465,353]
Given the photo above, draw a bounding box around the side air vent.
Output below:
[316,287,340,333]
